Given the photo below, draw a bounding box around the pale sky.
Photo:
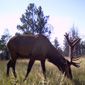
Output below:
[0,0,85,46]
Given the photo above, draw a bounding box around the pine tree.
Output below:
[17,3,51,36]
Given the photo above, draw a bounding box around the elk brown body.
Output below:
[7,34,73,81]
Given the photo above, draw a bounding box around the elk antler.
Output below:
[64,33,72,46]
[64,33,80,68]
[72,38,80,47]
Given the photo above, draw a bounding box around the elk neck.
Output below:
[47,45,69,72]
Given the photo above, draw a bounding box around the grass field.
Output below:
[0,57,85,85]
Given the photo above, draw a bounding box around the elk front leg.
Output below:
[23,59,35,81]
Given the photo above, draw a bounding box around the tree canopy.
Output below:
[17,3,51,37]
[0,29,10,59]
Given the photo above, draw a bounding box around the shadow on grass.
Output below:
[73,78,85,85]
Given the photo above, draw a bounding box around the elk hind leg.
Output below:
[11,60,17,78]
[7,59,17,78]
[7,60,12,77]
[41,60,46,79]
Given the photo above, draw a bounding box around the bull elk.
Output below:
[6,34,80,81]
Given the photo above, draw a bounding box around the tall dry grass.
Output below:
[0,57,85,85]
